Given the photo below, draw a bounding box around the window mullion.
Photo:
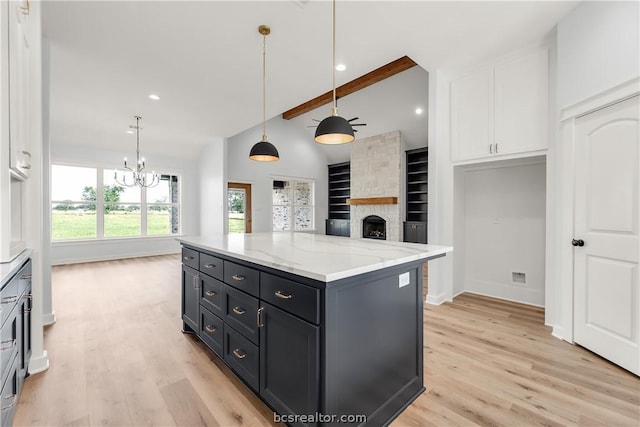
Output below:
[97,167,104,237]
[141,186,147,236]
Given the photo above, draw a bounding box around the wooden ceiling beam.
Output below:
[282,55,417,120]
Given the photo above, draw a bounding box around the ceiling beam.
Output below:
[282,55,417,120]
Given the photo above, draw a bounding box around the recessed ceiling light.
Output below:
[335,64,346,72]
[149,94,160,100]
[415,107,423,115]
[126,130,134,134]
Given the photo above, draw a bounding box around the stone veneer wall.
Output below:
[350,130,405,241]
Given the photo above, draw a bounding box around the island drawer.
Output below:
[181,247,199,270]
[224,285,259,345]
[199,306,224,358]
[224,261,259,297]
[224,326,259,392]
[200,254,223,281]
[0,353,18,427]
[260,273,320,324]
[0,313,18,389]
[0,277,18,329]
[200,274,225,318]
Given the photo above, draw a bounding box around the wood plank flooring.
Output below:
[15,255,639,426]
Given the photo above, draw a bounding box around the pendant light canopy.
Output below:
[250,25,279,162]
[314,0,354,145]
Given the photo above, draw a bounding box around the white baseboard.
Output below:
[551,325,574,344]
[28,350,49,375]
[43,311,56,326]
[426,292,448,305]
[52,250,179,266]
[461,290,545,308]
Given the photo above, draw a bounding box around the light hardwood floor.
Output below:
[15,255,639,426]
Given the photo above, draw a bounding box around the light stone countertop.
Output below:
[178,233,452,282]
[0,249,32,288]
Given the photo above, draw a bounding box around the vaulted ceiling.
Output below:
[42,1,578,158]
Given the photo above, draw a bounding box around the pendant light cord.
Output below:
[135,115,141,165]
[332,0,337,115]
[262,33,267,142]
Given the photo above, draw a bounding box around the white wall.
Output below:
[462,161,546,306]
[199,138,226,235]
[50,143,200,264]
[557,1,640,109]
[227,116,329,233]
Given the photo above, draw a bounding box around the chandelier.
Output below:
[114,115,159,188]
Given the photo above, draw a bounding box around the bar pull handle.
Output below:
[257,307,264,328]
[204,263,216,269]
[495,143,499,153]
[274,291,293,300]
[232,274,245,281]
[205,290,216,297]
[0,339,16,351]
[232,306,246,315]
[193,273,200,290]
[232,349,246,359]
[1,296,18,304]
[183,256,194,261]
[205,325,216,333]
[1,395,16,411]
[489,144,493,154]
[21,274,32,280]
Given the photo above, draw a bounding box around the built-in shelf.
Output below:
[326,162,351,236]
[404,147,428,243]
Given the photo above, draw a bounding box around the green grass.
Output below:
[52,211,173,240]
[228,217,245,233]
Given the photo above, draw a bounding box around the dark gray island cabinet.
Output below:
[178,233,451,426]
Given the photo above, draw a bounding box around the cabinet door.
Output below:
[451,69,493,161]
[8,1,31,177]
[260,303,319,426]
[494,49,548,155]
[181,265,199,332]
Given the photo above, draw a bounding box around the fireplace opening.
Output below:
[362,215,386,240]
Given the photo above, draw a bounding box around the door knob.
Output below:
[571,239,585,247]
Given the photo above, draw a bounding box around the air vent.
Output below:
[512,272,526,285]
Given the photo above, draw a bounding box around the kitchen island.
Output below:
[178,233,452,426]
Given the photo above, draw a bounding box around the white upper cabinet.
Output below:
[8,0,32,179]
[451,48,549,162]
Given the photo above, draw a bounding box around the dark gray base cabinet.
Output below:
[1,258,32,427]
[403,221,427,244]
[181,244,427,427]
[325,219,350,237]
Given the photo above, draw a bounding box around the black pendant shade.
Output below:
[249,139,279,162]
[314,114,355,144]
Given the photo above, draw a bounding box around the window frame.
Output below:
[51,162,182,241]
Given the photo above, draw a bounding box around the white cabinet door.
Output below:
[451,69,493,162]
[494,49,548,155]
[8,0,31,178]
[574,95,639,376]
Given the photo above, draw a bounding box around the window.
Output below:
[272,179,314,231]
[51,164,180,240]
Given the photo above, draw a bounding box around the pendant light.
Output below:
[250,25,279,162]
[114,116,159,188]
[314,0,354,145]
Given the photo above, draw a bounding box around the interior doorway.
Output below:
[227,182,252,233]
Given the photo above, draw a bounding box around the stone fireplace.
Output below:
[362,215,386,240]
[349,130,405,241]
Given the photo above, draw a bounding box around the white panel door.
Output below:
[574,95,640,375]
[451,69,493,162]
[494,48,548,155]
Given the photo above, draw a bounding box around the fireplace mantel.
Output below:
[346,197,398,206]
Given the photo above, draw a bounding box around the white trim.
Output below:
[461,290,545,308]
[551,325,572,343]
[42,311,56,326]
[560,77,640,121]
[28,350,49,375]
[52,249,180,266]
[426,292,448,306]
